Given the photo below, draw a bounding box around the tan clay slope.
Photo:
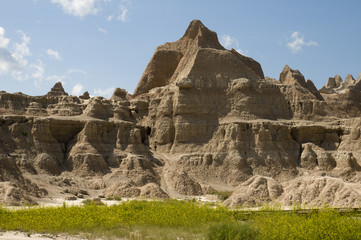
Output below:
[1,19,361,207]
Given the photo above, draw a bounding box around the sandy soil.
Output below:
[0,231,86,240]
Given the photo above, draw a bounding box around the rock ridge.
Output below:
[1,20,361,207]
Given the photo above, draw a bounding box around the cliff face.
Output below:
[1,20,361,207]
[133,20,264,96]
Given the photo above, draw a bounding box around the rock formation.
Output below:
[133,19,264,96]
[79,91,90,100]
[47,82,68,96]
[1,20,361,207]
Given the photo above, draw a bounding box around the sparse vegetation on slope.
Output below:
[252,209,361,240]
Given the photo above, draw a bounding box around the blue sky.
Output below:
[1,0,361,97]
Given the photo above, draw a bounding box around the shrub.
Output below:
[114,196,122,201]
[105,196,122,201]
[208,222,258,240]
[82,199,104,206]
[208,190,233,201]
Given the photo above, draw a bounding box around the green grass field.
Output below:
[1,200,361,239]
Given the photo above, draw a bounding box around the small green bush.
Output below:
[208,222,258,240]
[105,196,122,201]
[82,199,104,206]
[22,130,28,136]
[208,190,233,201]
[114,196,122,201]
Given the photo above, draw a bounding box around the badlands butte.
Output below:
[2,20,361,207]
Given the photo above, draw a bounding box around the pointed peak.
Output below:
[280,65,302,78]
[53,82,64,90]
[357,73,361,82]
[326,77,337,88]
[306,79,323,100]
[133,19,263,96]
[181,19,224,49]
[345,74,356,87]
[281,65,301,75]
[110,88,128,100]
[353,73,361,89]
[346,74,355,80]
[279,65,306,87]
[334,74,343,84]
[79,91,90,100]
[182,19,207,39]
[47,82,68,97]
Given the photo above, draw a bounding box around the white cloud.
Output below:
[0,48,17,75]
[12,31,31,67]
[220,34,248,56]
[221,34,238,49]
[117,5,128,22]
[287,31,318,53]
[0,28,32,79]
[106,14,114,21]
[51,0,100,18]
[67,68,88,74]
[32,60,45,87]
[55,0,100,17]
[31,61,44,79]
[0,27,61,88]
[47,48,62,60]
[0,27,10,48]
[93,87,114,97]
[97,27,107,34]
[72,83,84,96]
[46,74,66,82]
[107,1,131,22]
[236,49,248,55]
[51,0,132,22]
[0,26,85,91]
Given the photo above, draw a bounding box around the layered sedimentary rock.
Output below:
[1,20,361,207]
[133,20,264,96]
[47,82,68,97]
[319,73,361,117]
